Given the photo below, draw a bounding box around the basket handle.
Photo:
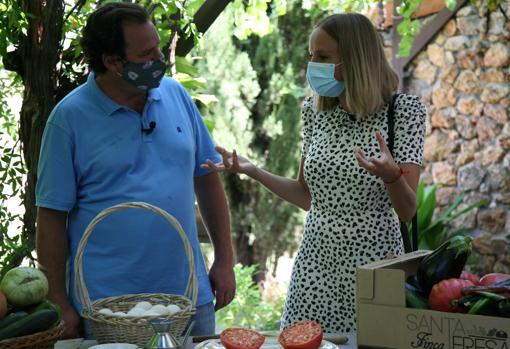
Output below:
[73,201,198,310]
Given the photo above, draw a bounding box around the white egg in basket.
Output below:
[151,304,170,315]
[126,307,146,317]
[98,308,113,315]
[134,301,153,310]
[166,304,181,314]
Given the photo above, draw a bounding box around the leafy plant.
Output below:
[0,69,28,278]
[411,181,487,250]
[396,0,424,57]
[215,264,286,331]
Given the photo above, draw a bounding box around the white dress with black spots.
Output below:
[281,94,426,333]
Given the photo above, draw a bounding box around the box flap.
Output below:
[357,268,375,300]
[357,266,406,305]
[358,250,430,270]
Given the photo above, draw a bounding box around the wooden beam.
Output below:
[391,0,404,91]
[401,0,467,68]
[391,0,467,90]
[176,0,232,56]
[380,0,447,28]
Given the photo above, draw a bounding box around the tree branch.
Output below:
[63,0,87,24]
[175,0,232,56]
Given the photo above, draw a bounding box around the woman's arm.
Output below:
[202,148,312,211]
[355,131,420,222]
[250,158,311,211]
[383,163,420,222]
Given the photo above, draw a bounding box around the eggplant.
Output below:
[416,235,473,296]
[406,274,423,292]
[405,283,428,309]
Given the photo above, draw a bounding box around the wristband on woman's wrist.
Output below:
[383,167,403,184]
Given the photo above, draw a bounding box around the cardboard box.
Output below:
[356,251,510,349]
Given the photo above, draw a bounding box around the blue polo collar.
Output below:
[86,72,162,116]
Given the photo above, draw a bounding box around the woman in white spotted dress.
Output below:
[202,13,426,333]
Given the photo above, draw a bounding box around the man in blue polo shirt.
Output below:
[35,2,235,339]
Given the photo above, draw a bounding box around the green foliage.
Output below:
[0,1,29,57]
[193,10,259,155]
[486,0,505,11]
[148,0,203,51]
[231,0,275,39]
[215,264,286,331]
[0,69,28,278]
[194,3,316,272]
[229,0,436,56]
[445,0,458,11]
[396,0,424,57]
[413,181,488,251]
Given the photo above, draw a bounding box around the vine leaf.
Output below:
[445,0,457,11]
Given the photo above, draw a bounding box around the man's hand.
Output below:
[354,131,401,183]
[208,260,236,311]
[60,302,82,339]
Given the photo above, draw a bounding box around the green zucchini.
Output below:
[453,294,481,311]
[0,311,29,330]
[468,298,492,315]
[498,300,510,318]
[32,300,62,323]
[474,291,507,301]
[0,308,58,341]
[405,284,428,309]
[467,296,501,317]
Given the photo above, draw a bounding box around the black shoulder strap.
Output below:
[387,94,418,252]
[387,94,398,155]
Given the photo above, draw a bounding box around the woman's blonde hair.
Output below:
[314,13,399,116]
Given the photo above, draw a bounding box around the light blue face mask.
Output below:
[306,62,345,97]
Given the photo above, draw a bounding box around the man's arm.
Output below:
[194,172,235,310]
[36,207,81,338]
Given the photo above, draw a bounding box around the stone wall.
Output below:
[404,1,510,274]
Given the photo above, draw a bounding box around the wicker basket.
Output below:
[74,202,198,347]
[0,320,65,349]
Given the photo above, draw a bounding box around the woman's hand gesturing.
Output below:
[354,131,402,183]
[201,146,256,176]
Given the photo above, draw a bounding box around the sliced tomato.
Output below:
[278,320,323,349]
[220,328,265,349]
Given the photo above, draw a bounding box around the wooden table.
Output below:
[55,333,358,349]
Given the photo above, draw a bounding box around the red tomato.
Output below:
[460,271,480,285]
[428,278,474,313]
[479,273,510,286]
[220,328,265,349]
[278,320,323,349]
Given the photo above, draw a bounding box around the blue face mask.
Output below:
[306,62,344,97]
